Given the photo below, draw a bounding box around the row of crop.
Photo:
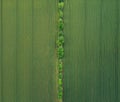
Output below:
[56,0,64,100]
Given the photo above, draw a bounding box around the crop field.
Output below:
[0,0,58,102]
[63,0,120,102]
[0,0,120,102]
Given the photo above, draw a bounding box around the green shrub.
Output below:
[56,36,64,47]
[58,23,64,30]
[57,46,64,58]
[56,39,62,47]
[58,91,63,99]
[58,86,63,99]
[57,46,64,52]
[58,19,64,30]
[59,36,64,44]
[58,31,64,36]
[58,18,63,23]
[58,86,63,92]
[59,91,63,96]
[58,51,64,59]
[58,2,64,10]
[58,94,62,99]
[58,59,62,63]
[58,63,62,68]
[58,73,63,79]
[58,79,62,86]
[58,63,63,72]
[58,10,64,18]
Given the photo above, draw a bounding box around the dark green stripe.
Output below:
[0,0,3,102]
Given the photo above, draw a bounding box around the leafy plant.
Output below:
[56,39,62,47]
[59,91,63,96]
[58,51,64,59]
[58,18,64,30]
[58,31,64,36]
[58,18,63,23]
[58,73,63,79]
[58,79,62,86]
[58,63,63,72]
[58,86,63,91]
[57,46,64,52]
[56,36,64,47]
[58,10,64,18]
[59,90,63,96]
[59,0,64,2]
[57,46,64,59]
[58,94,62,99]
[58,2,64,10]
[59,35,64,44]
[58,59,62,63]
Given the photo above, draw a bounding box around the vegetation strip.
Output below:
[56,0,64,100]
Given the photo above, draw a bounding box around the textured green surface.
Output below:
[0,0,120,102]
[63,0,120,102]
[0,0,2,101]
[0,0,57,102]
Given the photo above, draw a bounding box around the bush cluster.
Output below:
[56,0,64,100]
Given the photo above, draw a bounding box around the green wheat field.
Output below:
[0,0,120,102]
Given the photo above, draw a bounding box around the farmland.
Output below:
[0,0,58,102]
[0,0,120,102]
[63,0,120,102]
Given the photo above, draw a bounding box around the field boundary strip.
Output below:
[56,0,64,101]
